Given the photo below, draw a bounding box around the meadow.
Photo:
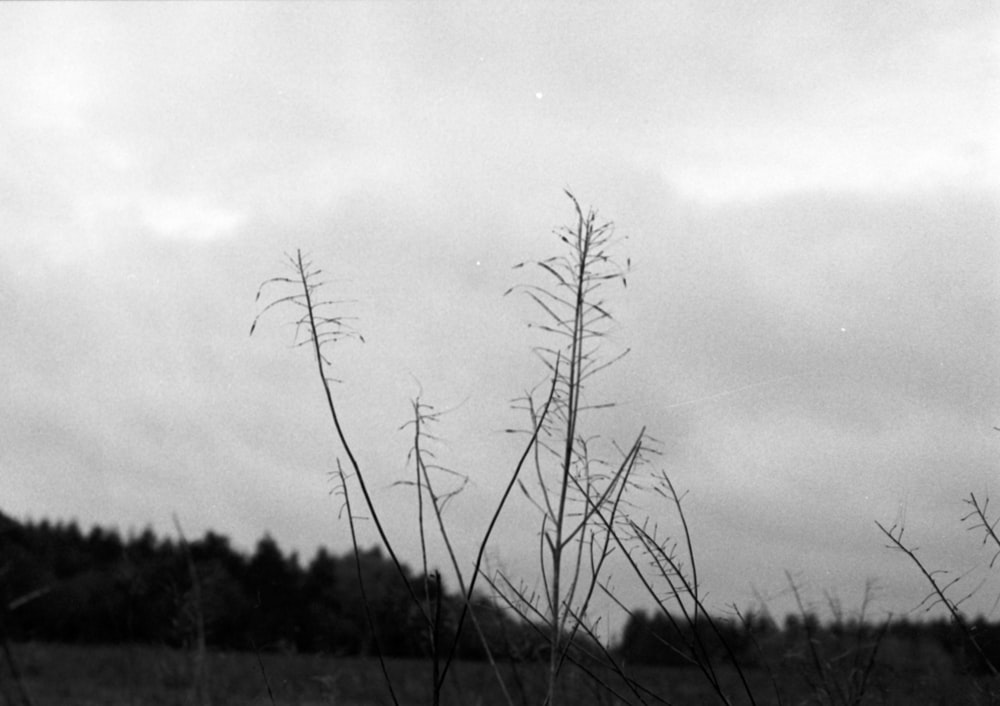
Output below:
[4,640,995,706]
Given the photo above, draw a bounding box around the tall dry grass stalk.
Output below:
[251,192,762,705]
[878,505,1000,678]
[498,191,650,705]
[252,246,560,706]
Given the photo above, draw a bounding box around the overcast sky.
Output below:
[3,3,998,628]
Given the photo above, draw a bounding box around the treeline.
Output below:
[618,608,1000,674]
[3,510,1000,672]
[0,510,540,658]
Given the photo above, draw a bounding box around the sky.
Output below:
[2,3,998,632]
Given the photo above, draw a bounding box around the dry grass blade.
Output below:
[876,520,999,676]
[504,192,642,706]
[336,459,401,706]
[962,493,1000,568]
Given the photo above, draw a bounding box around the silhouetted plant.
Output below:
[878,514,1000,678]
[249,192,778,706]
[253,241,563,705]
[505,193,652,705]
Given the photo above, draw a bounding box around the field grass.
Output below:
[5,641,1000,705]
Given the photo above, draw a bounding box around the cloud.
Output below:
[1,3,996,623]
[137,195,245,242]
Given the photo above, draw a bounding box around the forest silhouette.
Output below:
[3,508,1000,675]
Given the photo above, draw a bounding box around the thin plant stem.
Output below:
[876,520,999,676]
[337,459,401,706]
[405,400,515,706]
[172,515,208,706]
[251,640,276,706]
[440,360,561,689]
[293,250,427,619]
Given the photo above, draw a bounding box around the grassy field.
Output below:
[4,641,1000,705]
